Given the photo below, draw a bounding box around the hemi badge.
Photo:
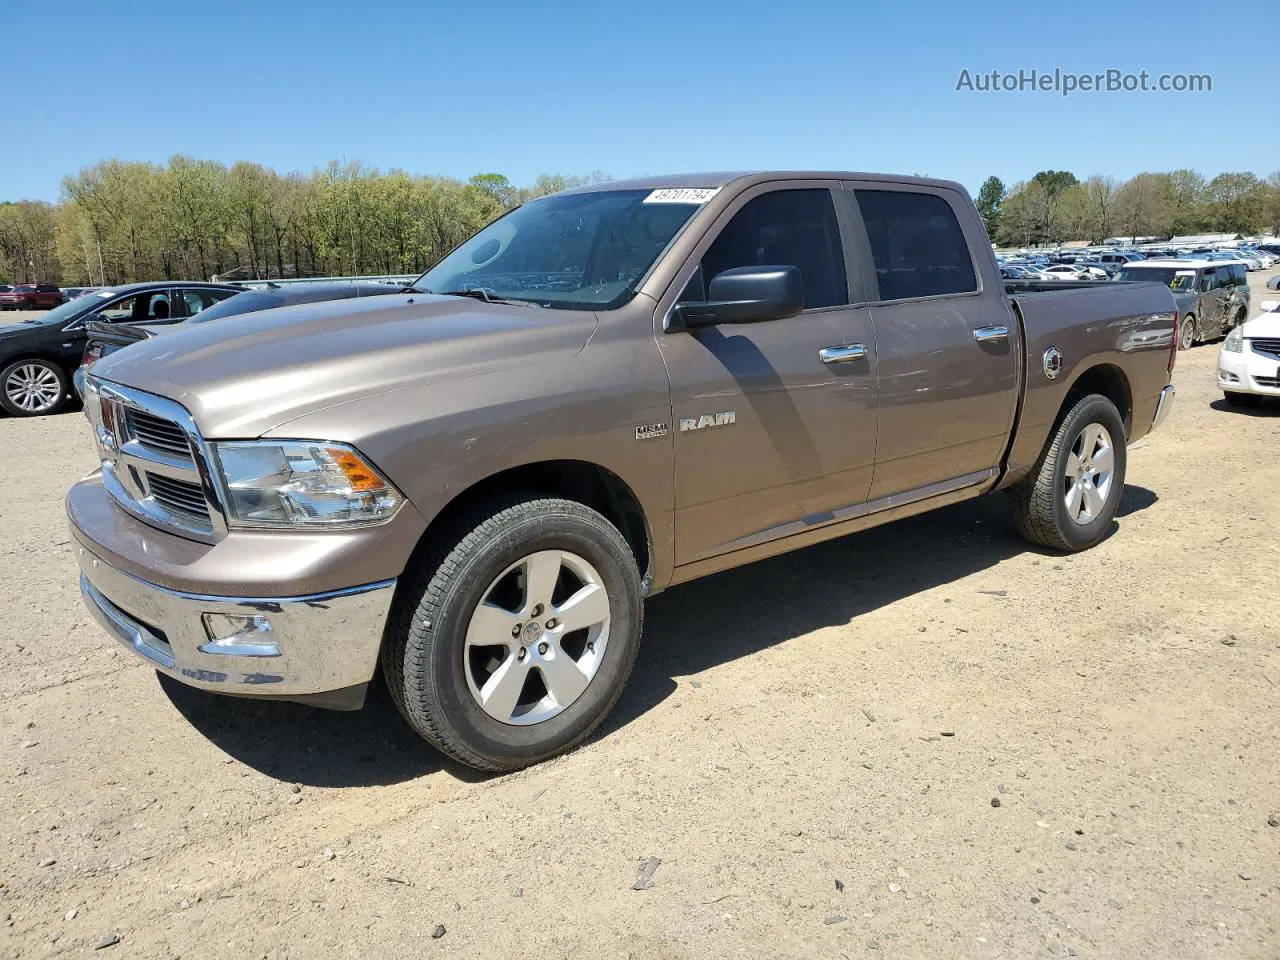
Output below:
[635,423,668,441]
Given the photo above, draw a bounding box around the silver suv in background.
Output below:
[1116,259,1249,350]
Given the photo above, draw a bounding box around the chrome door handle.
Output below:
[820,344,867,364]
[973,326,1009,343]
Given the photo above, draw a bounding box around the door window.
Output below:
[94,291,170,322]
[179,288,235,318]
[1214,266,1231,289]
[854,190,978,301]
[680,189,847,310]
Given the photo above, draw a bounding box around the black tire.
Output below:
[1224,391,1261,408]
[1178,313,1196,351]
[1008,393,1128,552]
[382,494,643,772]
[0,358,70,417]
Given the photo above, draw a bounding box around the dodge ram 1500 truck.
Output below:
[69,172,1178,771]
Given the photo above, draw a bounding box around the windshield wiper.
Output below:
[437,288,541,307]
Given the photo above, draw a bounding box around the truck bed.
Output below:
[1001,278,1176,483]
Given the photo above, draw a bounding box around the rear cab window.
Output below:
[851,189,977,301]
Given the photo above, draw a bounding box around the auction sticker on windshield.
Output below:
[643,187,721,204]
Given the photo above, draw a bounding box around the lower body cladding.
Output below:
[76,544,395,710]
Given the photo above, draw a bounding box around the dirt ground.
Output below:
[1,274,1278,960]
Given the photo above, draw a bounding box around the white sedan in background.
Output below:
[1041,264,1089,280]
[1219,299,1280,407]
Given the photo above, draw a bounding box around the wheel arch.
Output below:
[1061,362,1133,438]
[405,459,654,595]
[1,350,77,379]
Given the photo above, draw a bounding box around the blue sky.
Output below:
[2,0,1271,201]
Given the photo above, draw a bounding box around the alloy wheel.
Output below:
[1063,423,1115,524]
[1179,317,1195,350]
[463,549,611,725]
[4,363,62,414]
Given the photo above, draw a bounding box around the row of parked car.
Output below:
[998,246,1278,283]
[0,280,402,416]
[3,239,1276,418]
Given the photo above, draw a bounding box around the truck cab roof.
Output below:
[557,171,970,196]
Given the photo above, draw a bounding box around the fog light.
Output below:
[199,613,280,657]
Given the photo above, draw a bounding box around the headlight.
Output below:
[212,441,403,528]
[1223,325,1244,353]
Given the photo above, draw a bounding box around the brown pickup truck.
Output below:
[69,172,1177,771]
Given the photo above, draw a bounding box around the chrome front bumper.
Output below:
[77,543,395,710]
[1151,383,1176,431]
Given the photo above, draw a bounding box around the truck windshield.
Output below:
[1116,267,1198,291]
[409,189,705,310]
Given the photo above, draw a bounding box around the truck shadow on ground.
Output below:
[161,483,1157,788]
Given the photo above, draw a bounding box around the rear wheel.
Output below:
[0,359,69,417]
[1178,313,1197,351]
[1009,393,1127,552]
[382,495,643,771]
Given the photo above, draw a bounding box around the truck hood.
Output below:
[90,294,598,438]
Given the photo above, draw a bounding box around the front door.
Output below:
[1199,270,1224,334]
[656,184,879,565]
[843,184,1020,500]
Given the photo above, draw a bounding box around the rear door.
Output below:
[843,183,1019,500]
[656,182,878,565]
[1223,265,1246,329]
[1203,268,1229,331]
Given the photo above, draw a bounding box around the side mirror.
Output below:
[669,265,804,330]
[1261,300,1279,313]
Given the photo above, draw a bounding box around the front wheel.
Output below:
[0,359,69,417]
[1178,314,1197,351]
[1008,393,1128,552]
[382,495,643,771]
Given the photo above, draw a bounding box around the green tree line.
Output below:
[976,169,1280,247]
[0,159,610,285]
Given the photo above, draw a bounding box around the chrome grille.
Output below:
[126,409,192,458]
[84,375,225,543]
[146,472,211,522]
[1250,338,1280,361]
[1255,376,1280,388]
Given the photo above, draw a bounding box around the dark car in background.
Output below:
[0,283,66,310]
[0,281,240,416]
[75,281,402,397]
[1115,259,1249,350]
